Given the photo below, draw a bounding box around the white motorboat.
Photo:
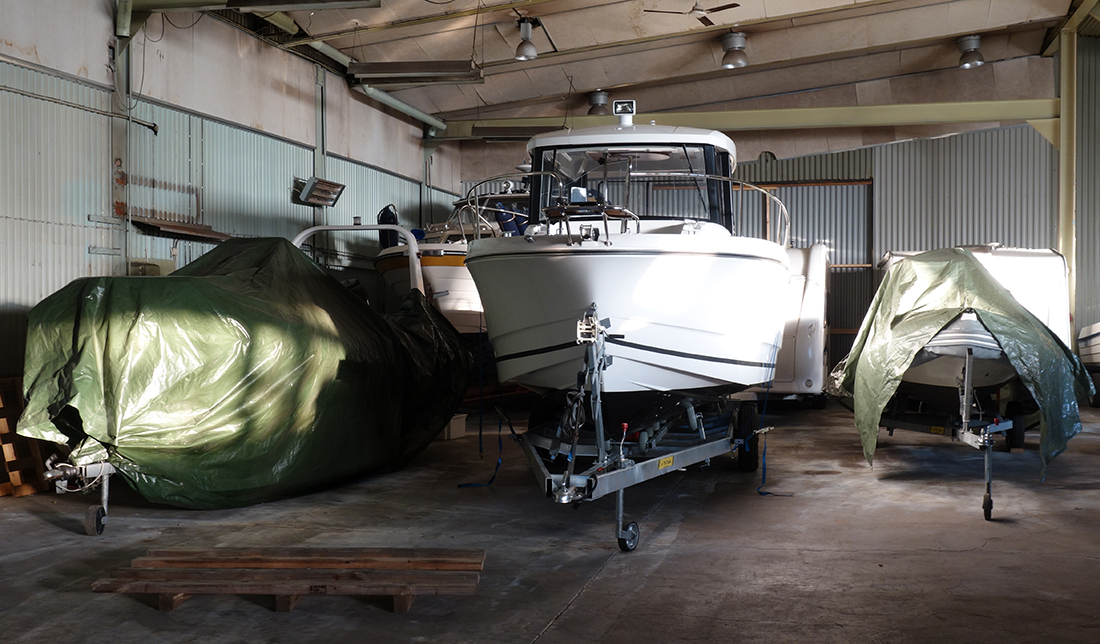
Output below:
[750,243,830,403]
[465,109,791,395]
[374,190,529,334]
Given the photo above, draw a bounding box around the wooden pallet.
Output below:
[93,547,486,613]
[0,378,46,498]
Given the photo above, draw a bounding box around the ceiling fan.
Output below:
[643,2,741,27]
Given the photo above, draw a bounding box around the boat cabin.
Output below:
[525,124,739,230]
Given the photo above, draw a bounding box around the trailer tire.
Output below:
[1007,416,1026,451]
[982,493,992,521]
[736,402,760,473]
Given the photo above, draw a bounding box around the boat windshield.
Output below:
[537,144,724,221]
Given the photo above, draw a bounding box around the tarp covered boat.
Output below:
[829,247,1093,470]
[17,237,470,509]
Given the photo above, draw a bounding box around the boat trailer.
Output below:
[516,304,760,551]
[42,456,117,536]
[879,348,1013,521]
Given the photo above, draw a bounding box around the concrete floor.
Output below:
[3,399,1100,643]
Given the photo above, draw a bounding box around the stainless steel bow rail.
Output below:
[515,304,761,551]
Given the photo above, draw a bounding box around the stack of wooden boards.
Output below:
[93,547,486,613]
[0,378,45,498]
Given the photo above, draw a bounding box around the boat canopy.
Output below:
[828,247,1094,471]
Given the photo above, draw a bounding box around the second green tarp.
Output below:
[829,247,1093,470]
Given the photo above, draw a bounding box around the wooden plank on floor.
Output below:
[106,567,480,592]
[136,548,486,571]
[91,577,479,597]
[95,547,484,613]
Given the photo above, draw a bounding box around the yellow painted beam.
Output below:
[434,99,1060,140]
[1042,0,1099,56]
[1057,29,1077,343]
[1028,118,1060,148]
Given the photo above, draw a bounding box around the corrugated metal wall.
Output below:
[0,61,116,375]
[778,184,874,368]
[324,155,432,269]
[731,182,874,368]
[1077,36,1100,332]
[202,119,314,241]
[127,101,203,267]
[872,125,1058,259]
[0,60,458,376]
[735,149,874,183]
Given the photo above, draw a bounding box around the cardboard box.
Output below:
[439,414,467,440]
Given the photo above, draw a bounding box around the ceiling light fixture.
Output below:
[515,17,540,61]
[588,90,610,116]
[957,35,984,69]
[721,32,748,69]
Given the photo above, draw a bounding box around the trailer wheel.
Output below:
[618,522,639,552]
[982,493,992,521]
[1007,416,1026,451]
[736,402,760,473]
[85,505,106,536]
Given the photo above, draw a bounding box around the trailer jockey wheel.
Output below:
[85,505,106,536]
[618,522,639,552]
[982,493,993,521]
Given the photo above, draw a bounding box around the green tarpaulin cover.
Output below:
[18,238,470,509]
[829,247,1093,470]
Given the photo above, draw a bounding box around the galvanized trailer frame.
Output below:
[516,304,757,551]
[880,348,1012,520]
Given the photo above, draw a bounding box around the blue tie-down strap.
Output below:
[756,431,793,497]
[459,409,517,488]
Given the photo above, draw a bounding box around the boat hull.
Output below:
[376,243,485,334]
[902,313,1016,389]
[466,233,790,393]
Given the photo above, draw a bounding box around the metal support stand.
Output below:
[958,349,995,521]
[615,489,639,552]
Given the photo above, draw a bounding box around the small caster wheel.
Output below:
[982,493,992,521]
[617,522,639,552]
[85,505,106,536]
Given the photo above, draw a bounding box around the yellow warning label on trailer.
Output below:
[658,456,674,470]
[930,426,946,435]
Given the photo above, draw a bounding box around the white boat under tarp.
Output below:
[829,247,1094,470]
